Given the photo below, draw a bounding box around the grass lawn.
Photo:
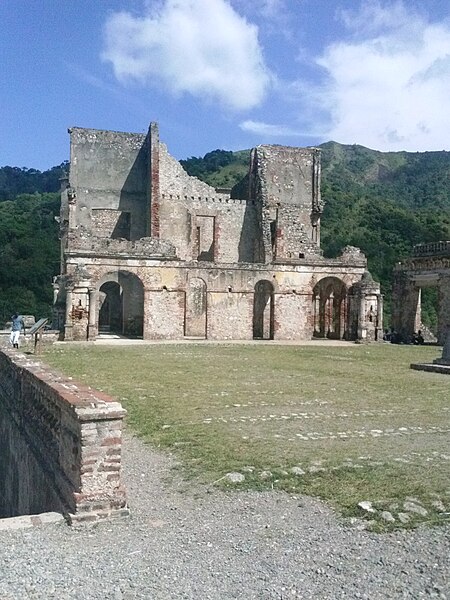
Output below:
[43,342,450,529]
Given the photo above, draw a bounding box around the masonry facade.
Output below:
[53,123,382,342]
[0,348,128,523]
[392,241,450,344]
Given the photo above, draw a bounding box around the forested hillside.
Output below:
[0,164,66,324]
[1,144,449,328]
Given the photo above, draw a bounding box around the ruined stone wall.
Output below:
[207,292,254,339]
[69,128,148,241]
[392,249,450,343]
[59,123,381,343]
[251,146,322,263]
[438,275,450,343]
[145,289,185,339]
[63,257,368,341]
[274,293,314,339]
[158,144,258,262]
[0,350,128,523]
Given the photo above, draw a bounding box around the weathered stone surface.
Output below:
[225,472,245,483]
[380,511,395,523]
[403,501,428,517]
[290,467,306,476]
[54,122,382,343]
[398,512,411,524]
[358,501,376,513]
[393,244,450,345]
[0,349,128,523]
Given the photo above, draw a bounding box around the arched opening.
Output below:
[253,280,274,340]
[97,272,144,338]
[184,278,207,338]
[313,277,347,339]
[99,282,122,334]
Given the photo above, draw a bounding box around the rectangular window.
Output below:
[195,216,215,261]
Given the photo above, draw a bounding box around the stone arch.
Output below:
[97,271,144,338]
[312,277,347,339]
[253,280,274,340]
[184,277,207,338]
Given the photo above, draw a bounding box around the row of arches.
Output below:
[95,273,348,340]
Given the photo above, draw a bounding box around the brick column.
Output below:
[148,122,160,238]
[87,288,98,341]
[438,275,450,345]
[64,287,74,341]
[392,270,419,341]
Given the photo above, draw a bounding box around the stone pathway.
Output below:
[0,434,448,599]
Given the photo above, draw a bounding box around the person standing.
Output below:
[10,313,25,348]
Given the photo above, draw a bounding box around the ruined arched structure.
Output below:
[312,277,347,339]
[348,271,383,342]
[392,242,450,344]
[97,271,144,338]
[98,281,122,334]
[53,269,145,341]
[53,123,382,342]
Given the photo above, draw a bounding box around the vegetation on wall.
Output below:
[1,144,449,329]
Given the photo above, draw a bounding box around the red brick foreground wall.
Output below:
[0,349,129,524]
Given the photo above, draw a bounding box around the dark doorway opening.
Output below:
[253,280,274,339]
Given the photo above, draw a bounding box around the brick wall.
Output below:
[0,349,129,524]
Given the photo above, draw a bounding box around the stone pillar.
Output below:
[414,288,422,332]
[437,275,450,345]
[148,122,160,238]
[377,294,384,335]
[64,287,74,341]
[358,294,366,340]
[433,327,450,365]
[87,288,98,341]
[352,271,382,342]
[392,270,419,342]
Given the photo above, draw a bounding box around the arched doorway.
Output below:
[253,280,274,339]
[185,278,207,338]
[99,282,122,334]
[97,272,144,338]
[312,277,347,339]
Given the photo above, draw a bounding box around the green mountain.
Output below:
[0,162,68,201]
[1,144,449,328]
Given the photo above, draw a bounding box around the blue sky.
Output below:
[1,0,450,170]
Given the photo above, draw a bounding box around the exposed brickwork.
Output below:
[0,349,128,524]
[149,122,160,238]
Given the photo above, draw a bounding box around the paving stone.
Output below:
[224,472,245,484]
[403,502,428,517]
[358,501,376,513]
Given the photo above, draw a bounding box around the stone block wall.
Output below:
[144,289,185,339]
[207,292,253,339]
[68,128,148,241]
[274,293,314,339]
[0,349,128,524]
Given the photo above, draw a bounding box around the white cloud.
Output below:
[316,2,450,151]
[102,0,271,111]
[239,119,303,136]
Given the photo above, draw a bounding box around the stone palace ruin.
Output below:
[53,123,382,342]
[392,241,450,345]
